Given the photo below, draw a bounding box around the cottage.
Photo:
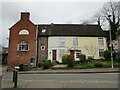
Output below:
[7,12,107,69]
[38,24,107,63]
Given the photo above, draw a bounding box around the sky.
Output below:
[0,0,119,47]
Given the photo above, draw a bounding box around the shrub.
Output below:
[66,55,75,68]
[104,50,111,60]
[42,60,52,69]
[62,53,70,64]
[94,62,103,68]
[38,63,43,68]
[114,53,120,62]
[87,56,94,61]
[75,61,80,64]
[79,54,86,63]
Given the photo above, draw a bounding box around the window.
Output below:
[59,38,65,47]
[99,49,104,57]
[76,50,81,58]
[59,49,66,59]
[19,29,29,35]
[41,29,46,33]
[98,38,104,46]
[73,38,78,46]
[41,29,46,35]
[18,41,29,51]
[41,46,45,50]
[30,58,35,65]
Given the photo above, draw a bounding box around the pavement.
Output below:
[19,68,120,74]
[18,64,120,74]
[1,65,120,74]
[2,65,120,88]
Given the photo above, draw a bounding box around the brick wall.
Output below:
[38,36,48,62]
[7,12,36,69]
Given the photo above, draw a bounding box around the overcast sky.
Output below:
[0,0,118,47]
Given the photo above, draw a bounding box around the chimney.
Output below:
[51,23,54,26]
[21,12,30,20]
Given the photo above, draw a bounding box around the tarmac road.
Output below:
[2,72,119,88]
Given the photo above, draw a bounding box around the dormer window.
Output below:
[41,29,46,33]
[18,41,29,51]
[19,29,29,35]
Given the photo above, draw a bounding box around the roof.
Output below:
[37,24,107,37]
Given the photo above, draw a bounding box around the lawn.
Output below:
[75,60,119,69]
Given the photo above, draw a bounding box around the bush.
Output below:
[66,55,75,68]
[62,53,70,64]
[38,63,43,68]
[104,50,111,60]
[79,54,86,63]
[75,61,80,64]
[42,60,52,69]
[94,62,103,68]
[114,53,120,62]
[87,56,94,62]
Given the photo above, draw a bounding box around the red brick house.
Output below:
[7,12,37,70]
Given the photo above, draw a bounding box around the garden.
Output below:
[61,50,120,69]
[34,50,120,70]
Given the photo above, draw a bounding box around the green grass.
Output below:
[75,60,119,68]
[75,62,94,68]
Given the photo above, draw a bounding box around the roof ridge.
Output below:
[36,24,99,26]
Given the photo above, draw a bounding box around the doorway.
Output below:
[52,50,57,61]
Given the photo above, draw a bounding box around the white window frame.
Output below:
[41,46,45,50]
[17,41,29,51]
[41,29,46,33]
[98,37,104,46]
[30,58,36,65]
[76,50,82,58]
[99,49,104,58]
[73,38,78,46]
[19,29,29,35]
[59,49,66,59]
[59,38,65,47]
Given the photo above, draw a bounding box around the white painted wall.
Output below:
[48,36,107,63]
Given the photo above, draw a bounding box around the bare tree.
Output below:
[91,1,119,40]
[102,2,119,40]
[84,45,97,58]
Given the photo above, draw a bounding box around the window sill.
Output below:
[17,50,29,52]
[98,45,104,46]
[73,45,78,46]
[59,46,65,47]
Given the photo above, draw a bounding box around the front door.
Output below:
[52,50,57,61]
[70,50,74,57]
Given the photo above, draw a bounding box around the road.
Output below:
[2,72,119,88]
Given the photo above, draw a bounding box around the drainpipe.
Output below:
[36,23,38,66]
